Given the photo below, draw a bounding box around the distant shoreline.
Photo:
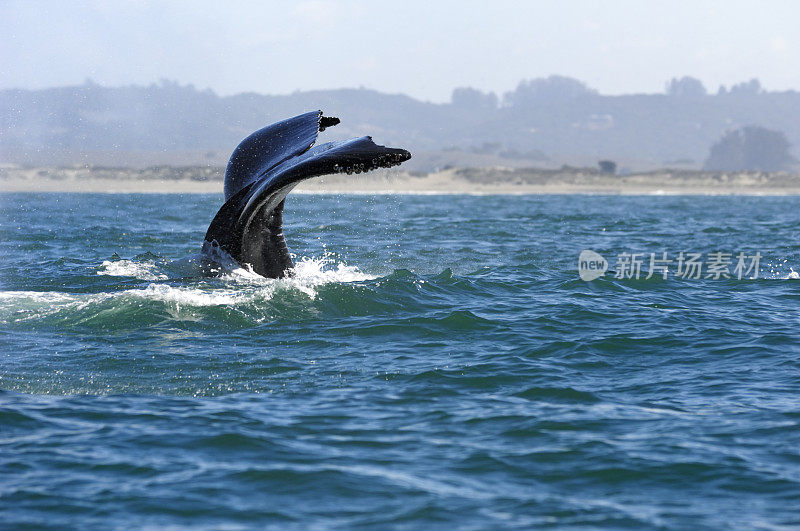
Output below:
[3,166,800,195]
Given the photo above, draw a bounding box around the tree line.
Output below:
[1,76,797,171]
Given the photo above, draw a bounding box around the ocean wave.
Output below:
[97,259,168,281]
[0,254,379,327]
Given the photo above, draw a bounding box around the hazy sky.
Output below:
[3,0,798,102]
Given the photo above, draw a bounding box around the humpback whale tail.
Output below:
[203,111,411,278]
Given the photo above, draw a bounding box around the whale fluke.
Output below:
[203,111,411,278]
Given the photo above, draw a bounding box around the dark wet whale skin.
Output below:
[203,111,411,278]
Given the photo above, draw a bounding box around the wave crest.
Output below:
[1,253,377,326]
[97,259,168,281]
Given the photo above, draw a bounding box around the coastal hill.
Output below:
[2,76,799,171]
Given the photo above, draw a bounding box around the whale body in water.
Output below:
[202,111,411,278]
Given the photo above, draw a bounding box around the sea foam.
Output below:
[97,259,168,281]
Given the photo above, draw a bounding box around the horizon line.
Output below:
[2,75,796,103]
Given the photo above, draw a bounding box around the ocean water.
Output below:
[1,192,800,528]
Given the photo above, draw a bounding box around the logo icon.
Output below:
[578,250,608,281]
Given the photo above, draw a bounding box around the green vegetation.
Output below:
[2,76,798,170]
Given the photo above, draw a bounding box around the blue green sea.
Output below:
[2,192,800,528]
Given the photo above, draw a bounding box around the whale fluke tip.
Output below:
[319,116,340,131]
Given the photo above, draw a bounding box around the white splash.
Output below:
[109,255,372,312]
[1,254,375,326]
[293,255,375,282]
[97,259,168,281]
[219,254,376,299]
[0,290,114,323]
[123,283,250,306]
[0,290,82,306]
[763,258,800,280]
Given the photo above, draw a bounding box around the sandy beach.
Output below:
[3,165,800,195]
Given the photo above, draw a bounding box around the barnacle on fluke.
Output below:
[202,111,411,278]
